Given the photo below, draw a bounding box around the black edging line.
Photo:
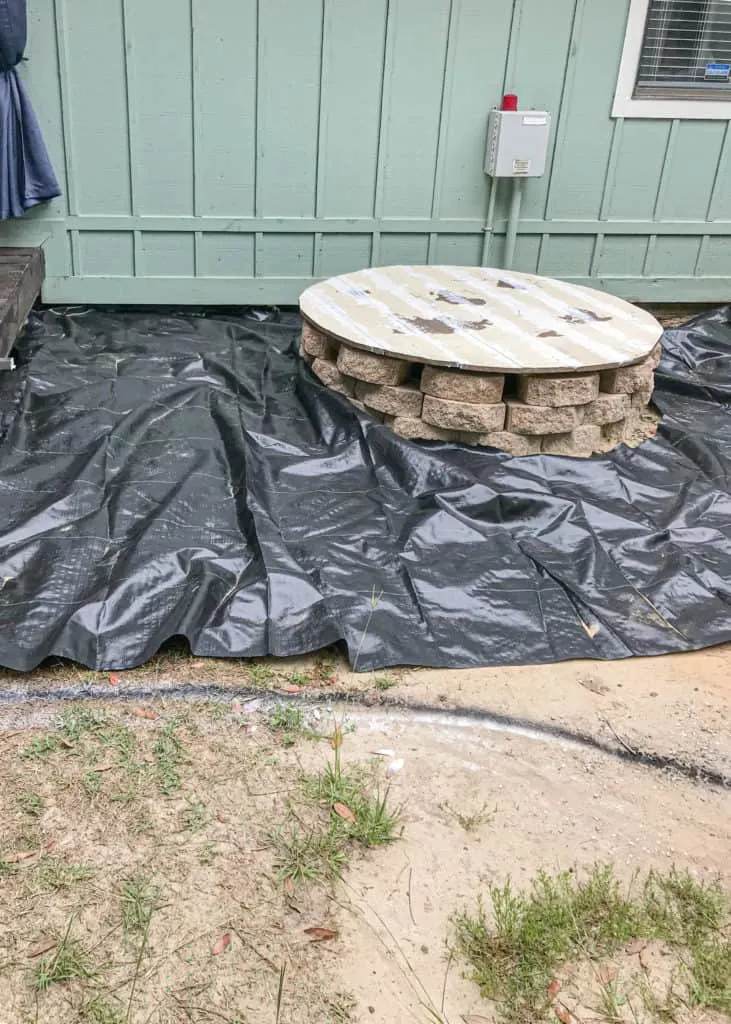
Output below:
[0,682,728,791]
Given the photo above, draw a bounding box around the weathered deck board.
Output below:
[0,248,44,361]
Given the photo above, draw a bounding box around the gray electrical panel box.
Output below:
[484,109,551,178]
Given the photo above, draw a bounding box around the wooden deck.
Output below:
[0,248,44,366]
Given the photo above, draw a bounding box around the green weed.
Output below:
[452,864,731,1023]
[268,824,347,884]
[306,747,400,848]
[153,721,185,795]
[17,792,44,818]
[268,702,312,745]
[33,857,96,893]
[120,875,161,935]
[248,662,275,687]
[181,798,206,833]
[20,733,63,761]
[34,919,99,991]
[81,997,124,1024]
[284,671,311,687]
[83,770,103,797]
[61,706,108,741]
[439,800,497,833]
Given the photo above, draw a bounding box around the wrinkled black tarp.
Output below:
[0,0,61,218]
[0,306,730,672]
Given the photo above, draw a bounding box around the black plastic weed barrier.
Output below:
[0,306,730,672]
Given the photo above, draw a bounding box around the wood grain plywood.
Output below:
[300,265,663,373]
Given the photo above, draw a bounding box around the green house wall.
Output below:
[4,0,730,304]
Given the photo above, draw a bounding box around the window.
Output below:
[613,0,731,118]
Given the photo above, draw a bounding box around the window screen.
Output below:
[635,0,731,98]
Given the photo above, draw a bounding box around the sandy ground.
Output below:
[331,701,729,1022]
[1,644,730,1023]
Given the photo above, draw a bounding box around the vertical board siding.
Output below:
[708,124,731,221]
[650,236,703,277]
[317,0,387,218]
[609,122,670,221]
[437,0,513,221]
[192,0,258,217]
[507,0,578,223]
[127,0,194,216]
[7,0,731,304]
[257,0,322,217]
[64,0,131,215]
[545,0,627,221]
[379,0,451,219]
[660,123,727,222]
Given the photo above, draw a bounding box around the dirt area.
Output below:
[641,305,720,329]
[0,644,729,1024]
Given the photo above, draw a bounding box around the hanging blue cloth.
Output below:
[0,0,60,219]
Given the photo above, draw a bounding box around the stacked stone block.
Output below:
[300,321,660,457]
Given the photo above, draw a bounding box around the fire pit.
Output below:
[299,266,663,456]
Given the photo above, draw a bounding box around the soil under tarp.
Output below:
[0,306,730,672]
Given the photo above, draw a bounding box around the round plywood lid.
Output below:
[299,265,663,374]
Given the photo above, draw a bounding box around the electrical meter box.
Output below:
[484,109,551,178]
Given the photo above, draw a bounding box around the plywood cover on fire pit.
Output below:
[299,265,662,374]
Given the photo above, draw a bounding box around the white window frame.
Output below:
[612,0,731,119]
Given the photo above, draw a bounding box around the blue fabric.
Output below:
[0,69,60,220]
[0,0,60,220]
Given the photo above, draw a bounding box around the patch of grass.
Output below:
[268,702,311,746]
[304,754,367,808]
[268,824,347,884]
[181,798,206,833]
[1,828,39,869]
[344,789,400,848]
[81,997,124,1024]
[20,732,63,760]
[97,723,136,757]
[120,875,161,935]
[34,920,99,991]
[83,770,104,797]
[439,800,497,833]
[305,749,401,848]
[284,670,311,687]
[32,857,96,893]
[204,700,229,721]
[452,864,731,1023]
[153,720,185,795]
[686,931,731,1012]
[374,676,396,691]
[21,707,112,762]
[61,706,108,741]
[17,791,45,818]
[248,661,275,687]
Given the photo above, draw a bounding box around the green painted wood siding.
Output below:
[4,0,731,304]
